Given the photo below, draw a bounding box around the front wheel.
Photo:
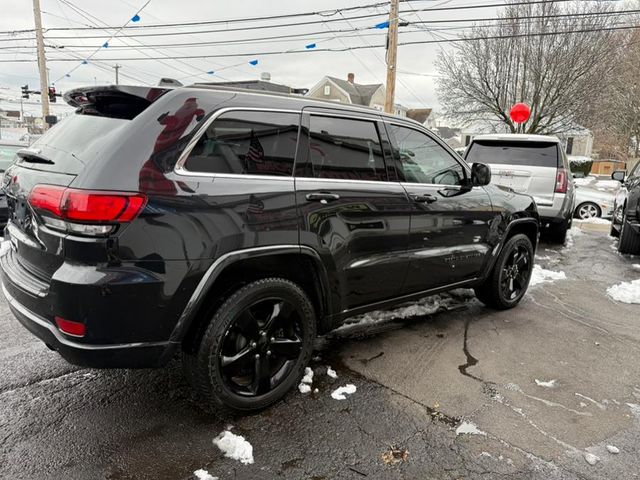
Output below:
[575,202,601,220]
[184,278,316,413]
[475,234,534,310]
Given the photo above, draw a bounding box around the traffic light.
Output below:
[48,87,56,103]
[21,85,29,99]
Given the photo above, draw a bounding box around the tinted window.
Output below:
[388,124,465,185]
[306,116,386,181]
[466,140,560,168]
[184,111,299,176]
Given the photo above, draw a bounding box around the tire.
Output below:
[183,278,316,414]
[618,213,640,255]
[474,234,534,310]
[574,202,601,220]
[547,220,569,244]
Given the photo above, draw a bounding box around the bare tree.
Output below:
[435,1,624,134]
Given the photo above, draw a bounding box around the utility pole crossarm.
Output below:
[384,0,399,114]
[32,0,50,130]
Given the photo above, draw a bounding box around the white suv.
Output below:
[465,134,575,243]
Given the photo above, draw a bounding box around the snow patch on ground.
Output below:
[298,367,314,394]
[213,431,254,465]
[565,227,583,248]
[326,366,337,379]
[530,265,567,286]
[331,384,357,400]
[574,217,611,225]
[584,453,600,465]
[455,421,486,436]
[607,279,640,304]
[606,445,620,454]
[535,379,557,388]
[337,289,475,333]
[633,264,640,270]
[194,469,218,480]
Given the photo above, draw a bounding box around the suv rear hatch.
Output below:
[3,86,169,283]
[465,140,561,207]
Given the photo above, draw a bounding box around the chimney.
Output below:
[347,73,355,84]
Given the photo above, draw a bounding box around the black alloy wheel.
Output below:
[183,277,316,413]
[474,233,534,310]
[219,298,303,397]
[499,245,532,301]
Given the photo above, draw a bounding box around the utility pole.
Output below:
[384,0,399,114]
[32,0,50,130]
[113,64,121,85]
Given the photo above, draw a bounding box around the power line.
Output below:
[4,21,636,64]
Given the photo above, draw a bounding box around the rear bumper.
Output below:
[2,282,176,368]
[539,192,574,227]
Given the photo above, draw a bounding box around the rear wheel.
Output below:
[575,202,601,220]
[618,213,640,255]
[475,234,534,310]
[183,278,316,413]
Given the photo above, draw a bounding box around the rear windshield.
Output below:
[16,114,128,174]
[466,140,560,168]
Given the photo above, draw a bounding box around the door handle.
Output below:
[305,192,341,203]
[412,194,437,204]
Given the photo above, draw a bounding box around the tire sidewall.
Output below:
[198,279,316,412]
[495,235,534,308]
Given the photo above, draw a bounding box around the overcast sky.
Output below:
[0,0,499,115]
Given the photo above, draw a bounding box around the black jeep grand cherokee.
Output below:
[0,85,538,412]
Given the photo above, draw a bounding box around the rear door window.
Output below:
[466,141,560,168]
[184,110,300,176]
[304,115,386,181]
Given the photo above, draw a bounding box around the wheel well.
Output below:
[506,221,538,251]
[181,253,327,353]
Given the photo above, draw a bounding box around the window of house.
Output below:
[305,115,386,181]
[324,85,331,96]
[388,124,465,185]
[183,111,299,176]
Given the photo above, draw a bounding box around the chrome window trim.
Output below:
[295,176,397,186]
[305,110,383,123]
[174,107,301,177]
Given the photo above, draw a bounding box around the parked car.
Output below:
[0,140,27,228]
[574,185,616,219]
[464,134,575,243]
[610,163,640,254]
[0,85,539,413]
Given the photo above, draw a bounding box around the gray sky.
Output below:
[0,0,498,115]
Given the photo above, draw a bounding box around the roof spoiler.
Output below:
[63,85,172,120]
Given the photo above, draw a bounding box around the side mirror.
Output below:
[612,170,626,183]
[471,162,491,186]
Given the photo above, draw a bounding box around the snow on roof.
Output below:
[472,133,560,143]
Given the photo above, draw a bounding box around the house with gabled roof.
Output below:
[306,73,390,112]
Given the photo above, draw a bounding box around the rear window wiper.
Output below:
[17,148,55,165]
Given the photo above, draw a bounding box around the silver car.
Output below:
[574,184,616,219]
[465,134,575,243]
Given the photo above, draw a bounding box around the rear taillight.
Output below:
[555,169,568,194]
[55,316,86,337]
[28,185,147,236]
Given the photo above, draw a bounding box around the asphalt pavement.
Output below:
[1,225,639,480]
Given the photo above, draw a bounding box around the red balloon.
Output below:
[510,103,531,124]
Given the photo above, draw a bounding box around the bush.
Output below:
[569,160,593,177]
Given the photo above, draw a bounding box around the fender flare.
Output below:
[166,245,332,346]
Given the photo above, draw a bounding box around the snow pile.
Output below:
[326,366,338,379]
[575,217,611,225]
[331,384,357,400]
[606,445,620,454]
[455,421,486,436]
[530,265,567,286]
[565,227,583,248]
[194,469,218,480]
[535,379,557,388]
[337,289,474,332]
[607,279,640,304]
[584,453,600,465]
[213,430,254,465]
[298,367,314,394]
[632,264,640,270]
